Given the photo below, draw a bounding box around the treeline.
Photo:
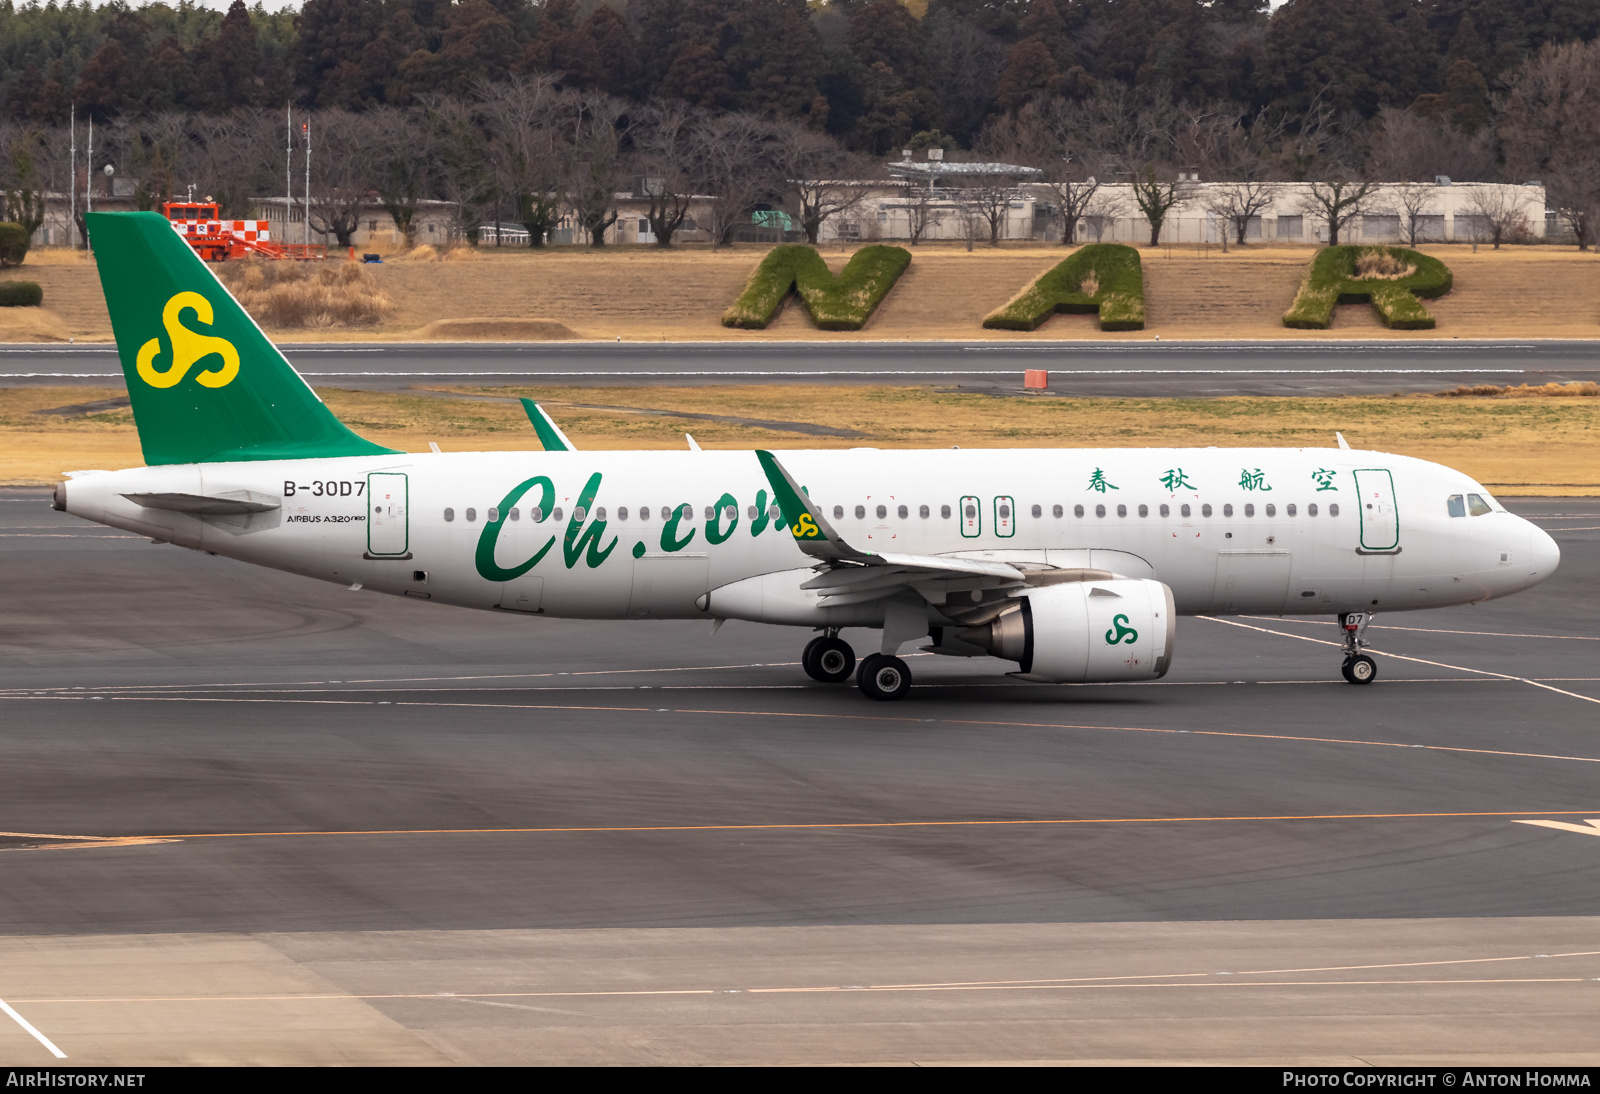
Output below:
[1,0,1596,149]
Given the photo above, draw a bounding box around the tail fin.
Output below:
[86,211,399,466]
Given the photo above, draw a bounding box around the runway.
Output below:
[2,488,1599,1064]
[3,338,1598,395]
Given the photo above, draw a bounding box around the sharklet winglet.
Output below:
[753,450,873,562]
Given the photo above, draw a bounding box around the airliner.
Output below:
[52,212,1560,700]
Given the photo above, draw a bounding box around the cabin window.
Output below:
[919,504,930,518]
[509,507,520,521]
[1447,495,1466,517]
[1467,493,1492,516]
[530,506,545,522]
[573,507,587,522]
[770,505,781,521]
[897,505,908,519]
[1138,504,1148,517]
[1265,503,1275,517]
[833,505,844,519]
[1329,504,1340,517]
[617,507,628,521]
[998,503,1011,519]
[444,507,454,522]
[1308,503,1318,517]
[1223,503,1234,517]
[638,506,650,521]
[553,507,564,521]
[1244,503,1254,517]
[1095,504,1106,518]
[1052,504,1063,518]
[678,504,691,520]
[747,505,758,519]
[1116,504,1127,517]
[466,508,477,522]
[1286,503,1296,516]
[1074,504,1085,518]
[596,507,608,521]
[855,505,866,519]
[1202,504,1212,517]
[1031,504,1042,518]
[1160,504,1169,517]
[941,505,952,519]
[1180,504,1191,517]
[702,506,713,520]
[724,505,736,520]
[876,504,887,519]
[487,507,500,523]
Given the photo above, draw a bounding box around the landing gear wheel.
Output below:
[1342,654,1377,685]
[857,653,912,701]
[803,636,855,683]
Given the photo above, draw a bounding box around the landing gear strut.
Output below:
[1339,611,1377,685]
[802,631,856,683]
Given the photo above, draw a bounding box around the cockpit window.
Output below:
[1467,493,1493,516]
[1447,495,1465,518]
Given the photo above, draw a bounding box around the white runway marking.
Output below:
[1205,616,1600,706]
[1239,615,1600,642]
[1514,818,1600,838]
[0,995,66,1058]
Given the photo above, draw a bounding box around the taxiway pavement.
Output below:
[2,339,1598,396]
[1,490,1598,1065]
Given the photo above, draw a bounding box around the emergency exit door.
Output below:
[367,472,410,558]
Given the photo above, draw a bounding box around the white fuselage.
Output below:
[60,446,1558,628]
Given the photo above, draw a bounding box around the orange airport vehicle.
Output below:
[161,200,326,262]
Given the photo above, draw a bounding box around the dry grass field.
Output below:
[6,242,1599,342]
[6,383,1596,493]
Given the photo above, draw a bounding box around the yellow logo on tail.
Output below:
[135,292,240,389]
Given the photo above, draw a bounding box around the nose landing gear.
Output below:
[1339,611,1377,685]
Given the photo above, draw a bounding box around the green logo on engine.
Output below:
[1105,614,1138,645]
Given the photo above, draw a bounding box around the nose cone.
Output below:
[1527,521,1560,584]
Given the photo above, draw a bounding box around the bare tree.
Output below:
[771,120,872,245]
[305,109,375,248]
[424,94,493,244]
[367,106,435,249]
[633,100,699,247]
[479,76,569,249]
[1300,176,1378,246]
[897,180,943,244]
[565,94,629,248]
[1205,180,1278,246]
[690,112,776,249]
[985,97,1111,245]
[0,126,48,244]
[1368,106,1495,183]
[1463,183,1535,249]
[1130,165,1190,246]
[1543,151,1600,250]
[952,166,1023,246]
[1384,181,1438,247]
[1499,40,1600,249]
[191,110,276,219]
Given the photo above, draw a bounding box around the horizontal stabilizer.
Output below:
[122,491,280,515]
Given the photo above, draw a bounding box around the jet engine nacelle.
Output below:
[960,578,1175,682]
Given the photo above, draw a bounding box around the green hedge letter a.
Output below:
[982,244,1145,332]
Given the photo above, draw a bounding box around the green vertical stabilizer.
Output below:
[86,211,400,466]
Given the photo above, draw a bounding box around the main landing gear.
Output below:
[801,632,856,682]
[800,630,913,700]
[1339,611,1377,685]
